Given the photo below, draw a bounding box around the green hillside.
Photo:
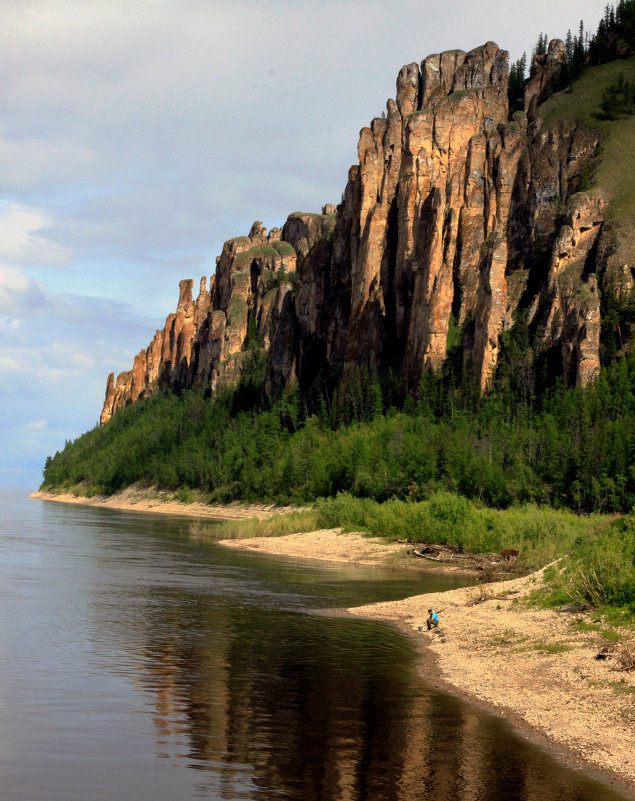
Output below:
[540,55,635,222]
[40,354,635,615]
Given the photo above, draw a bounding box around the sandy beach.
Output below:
[30,487,298,521]
[31,490,634,794]
[219,527,418,566]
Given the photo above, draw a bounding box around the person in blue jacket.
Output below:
[426,609,439,630]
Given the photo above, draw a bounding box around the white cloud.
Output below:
[0,267,49,316]
[0,355,21,372]
[24,420,47,431]
[0,203,73,266]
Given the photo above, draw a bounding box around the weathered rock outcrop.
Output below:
[524,39,567,119]
[100,213,333,424]
[532,191,605,386]
[101,39,628,424]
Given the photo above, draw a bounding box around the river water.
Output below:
[0,490,630,801]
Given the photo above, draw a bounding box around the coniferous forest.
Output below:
[43,351,634,514]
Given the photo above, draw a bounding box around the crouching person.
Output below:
[426,609,439,630]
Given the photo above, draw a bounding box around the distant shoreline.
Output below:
[29,488,299,521]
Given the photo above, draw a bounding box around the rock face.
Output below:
[101,40,627,425]
[524,39,567,119]
[100,218,327,424]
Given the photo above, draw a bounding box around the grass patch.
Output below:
[288,212,334,221]
[609,679,635,696]
[569,618,625,641]
[271,240,296,258]
[208,509,319,540]
[570,619,603,634]
[532,641,572,654]
[233,243,281,268]
[488,629,529,647]
[601,627,625,642]
[407,109,432,119]
[540,57,635,127]
[449,89,471,100]
[227,297,248,325]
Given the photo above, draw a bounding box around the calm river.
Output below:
[0,490,629,801]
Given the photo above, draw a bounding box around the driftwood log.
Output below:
[411,543,518,572]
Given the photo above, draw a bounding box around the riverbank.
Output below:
[221,531,634,795]
[349,570,634,795]
[30,487,299,521]
[32,488,634,792]
[219,527,421,567]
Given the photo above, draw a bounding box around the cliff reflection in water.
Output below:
[131,585,617,801]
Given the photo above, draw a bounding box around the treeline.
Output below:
[43,353,634,513]
[508,0,635,110]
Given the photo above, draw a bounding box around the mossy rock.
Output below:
[227,297,248,325]
[271,241,296,257]
[449,89,471,100]
[233,243,281,269]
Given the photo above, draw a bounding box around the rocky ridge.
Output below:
[101,40,630,425]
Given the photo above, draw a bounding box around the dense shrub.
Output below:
[315,492,603,569]
[542,515,635,611]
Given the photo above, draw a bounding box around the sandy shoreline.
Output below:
[222,531,635,795]
[219,528,420,566]
[348,569,634,795]
[31,490,634,794]
[30,488,299,521]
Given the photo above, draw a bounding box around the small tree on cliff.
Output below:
[508,52,527,111]
[534,32,549,57]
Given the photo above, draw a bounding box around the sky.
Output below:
[0,0,612,489]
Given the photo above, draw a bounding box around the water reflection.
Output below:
[108,572,626,801]
[2,493,630,801]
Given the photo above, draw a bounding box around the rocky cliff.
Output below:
[101,40,631,425]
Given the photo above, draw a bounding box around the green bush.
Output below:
[544,515,635,612]
[315,492,602,568]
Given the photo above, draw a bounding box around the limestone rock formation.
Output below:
[101,39,629,425]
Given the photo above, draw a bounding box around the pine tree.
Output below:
[565,29,574,62]
[507,52,527,111]
[534,32,548,57]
